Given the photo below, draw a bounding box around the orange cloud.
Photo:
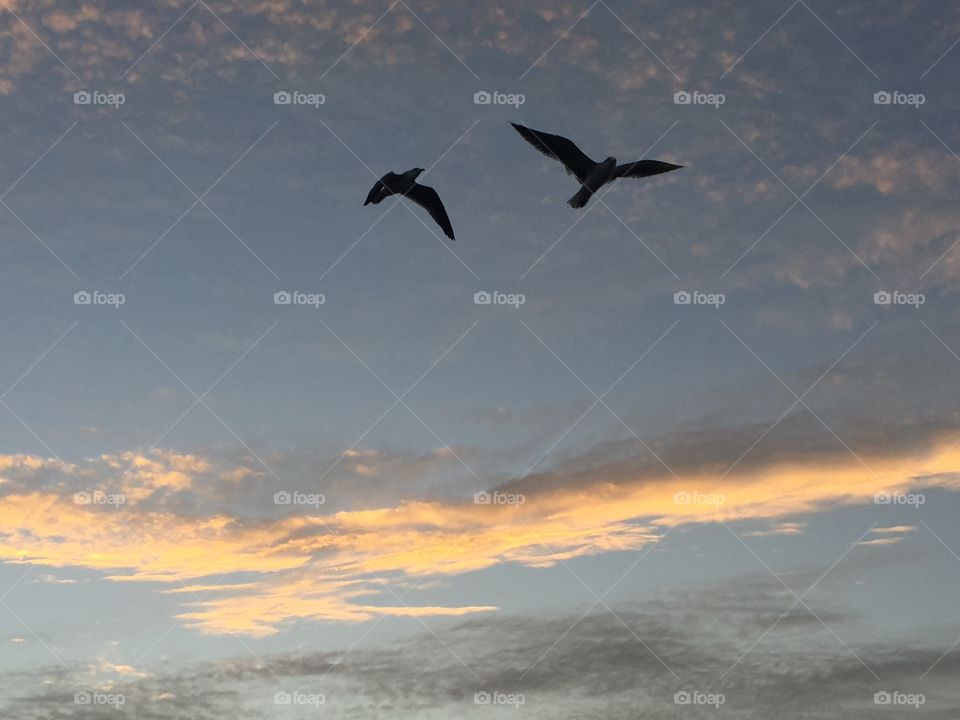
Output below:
[830,148,956,196]
[1,439,959,636]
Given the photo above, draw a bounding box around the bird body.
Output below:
[570,156,618,208]
[510,122,682,208]
[364,168,422,205]
[364,168,455,240]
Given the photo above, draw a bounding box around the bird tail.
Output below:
[567,186,593,209]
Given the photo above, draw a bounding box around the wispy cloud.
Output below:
[1,418,959,636]
[9,573,960,717]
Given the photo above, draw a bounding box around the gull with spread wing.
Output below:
[364,168,455,240]
[511,122,683,209]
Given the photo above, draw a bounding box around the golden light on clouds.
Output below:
[0,440,958,636]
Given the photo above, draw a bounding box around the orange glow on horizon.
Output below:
[0,440,957,635]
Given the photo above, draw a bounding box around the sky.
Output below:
[0,0,959,717]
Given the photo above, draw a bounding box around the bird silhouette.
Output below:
[364,169,455,240]
[510,122,683,209]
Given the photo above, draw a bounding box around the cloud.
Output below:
[0,0,714,96]
[1,414,960,636]
[743,521,806,537]
[856,524,917,546]
[856,536,902,546]
[30,573,78,584]
[857,206,960,277]
[8,573,960,718]
[871,525,917,534]
[830,147,957,197]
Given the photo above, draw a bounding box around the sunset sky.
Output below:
[1,0,960,717]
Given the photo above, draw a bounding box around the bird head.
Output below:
[604,156,617,166]
[413,168,426,177]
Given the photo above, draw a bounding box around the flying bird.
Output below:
[510,122,683,209]
[364,168,455,240]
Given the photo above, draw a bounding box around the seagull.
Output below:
[510,122,683,209]
[364,169,455,240]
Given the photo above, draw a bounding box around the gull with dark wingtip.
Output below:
[364,168,455,240]
[510,122,683,209]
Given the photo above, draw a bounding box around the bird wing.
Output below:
[613,160,684,179]
[405,183,455,240]
[364,175,393,205]
[510,123,596,183]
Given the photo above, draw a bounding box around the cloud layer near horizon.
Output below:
[2,416,959,636]
[10,574,960,719]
